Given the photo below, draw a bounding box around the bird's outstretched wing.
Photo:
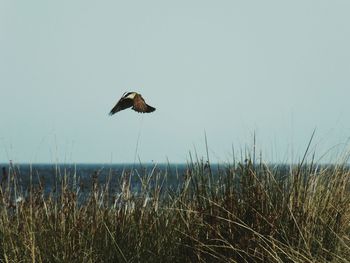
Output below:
[109,97,133,115]
[132,95,156,113]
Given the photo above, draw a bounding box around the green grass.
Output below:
[0,155,349,262]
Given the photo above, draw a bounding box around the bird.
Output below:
[109,92,156,115]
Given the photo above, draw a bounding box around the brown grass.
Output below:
[0,155,349,262]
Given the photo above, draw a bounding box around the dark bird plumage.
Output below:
[109,92,156,115]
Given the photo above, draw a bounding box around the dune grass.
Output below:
[0,154,349,262]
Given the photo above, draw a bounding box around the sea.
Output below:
[0,163,198,198]
[1,162,334,199]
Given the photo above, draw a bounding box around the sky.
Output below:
[1,1,350,164]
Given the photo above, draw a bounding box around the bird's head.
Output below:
[124,92,137,99]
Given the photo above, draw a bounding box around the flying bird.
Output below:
[109,92,156,115]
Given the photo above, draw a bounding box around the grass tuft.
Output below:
[0,153,349,262]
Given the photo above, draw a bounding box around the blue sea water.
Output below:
[0,163,193,196]
[1,162,318,199]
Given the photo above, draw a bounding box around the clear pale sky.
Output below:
[1,1,350,164]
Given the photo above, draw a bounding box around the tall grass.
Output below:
[0,154,349,262]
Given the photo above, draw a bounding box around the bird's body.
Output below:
[109,92,156,115]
